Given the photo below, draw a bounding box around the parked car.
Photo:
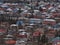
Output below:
[42,19,56,25]
[29,18,42,24]
[50,12,60,18]
[16,38,27,45]
[10,24,18,29]
[4,34,16,45]
[0,29,6,38]
[17,29,27,38]
[53,23,60,30]
[51,37,60,45]
[29,18,42,28]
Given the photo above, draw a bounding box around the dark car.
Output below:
[0,29,6,38]
[53,23,60,30]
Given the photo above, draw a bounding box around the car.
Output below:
[51,37,60,45]
[16,19,25,28]
[4,34,16,45]
[29,18,42,28]
[0,29,6,38]
[53,23,60,30]
[10,24,18,30]
[29,18,42,24]
[50,12,60,18]
[25,25,34,32]
[16,39,27,45]
[0,29,6,44]
[4,38,16,45]
[46,28,56,42]
[17,29,27,38]
[42,19,56,25]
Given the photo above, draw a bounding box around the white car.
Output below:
[17,29,27,38]
[15,39,27,45]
